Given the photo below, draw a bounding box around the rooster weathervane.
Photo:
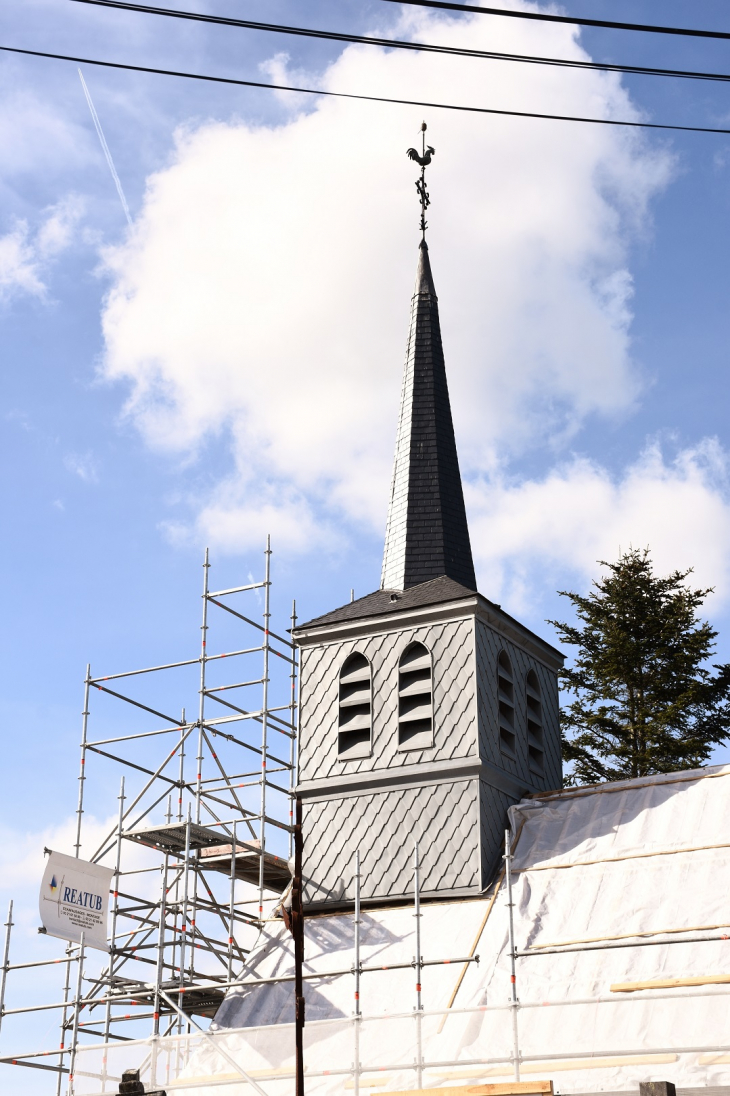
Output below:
[407,122,435,242]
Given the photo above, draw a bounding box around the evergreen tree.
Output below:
[549,548,730,785]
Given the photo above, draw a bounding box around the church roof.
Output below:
[211,764,730,1096]
[380,240,477,592]
[293,576,562,661]
[294,574,479,630]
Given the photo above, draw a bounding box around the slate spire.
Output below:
[380,241,477,592]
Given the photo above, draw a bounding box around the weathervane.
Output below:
[407,122,435,242]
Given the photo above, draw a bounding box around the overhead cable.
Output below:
[66,0,730,86]
[377,0,730,42]
[4,43,730,135]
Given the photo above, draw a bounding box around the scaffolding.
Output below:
[59,819,730,1095]
[55,828,730,1096]
[2,755,729,1095]
[58,839,730,1096]
[3,547,730,1095]
[67,998,730,1096]
[0,539,298,1092]
[0,537,482,1096]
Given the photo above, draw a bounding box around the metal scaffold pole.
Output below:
[293,795,305,1096]
[504,827,521,1082]
[178,711,186,824]
[74,666,91,859]
[67,933,85,1096]
[0,539,299,1077]
[228,821,237,981]
[196,547,210,825]
[150,851,169,1091]
[153,854,169,1036]
[414,842,423,1090]
[353,850,361,1096]
[0,901,13,1035]
[186,547,210,1013]
[258,535,272,922]
[354,851,361,1018]
[102,775,125,1086]
[172,709,186,1039]
[178,803,192,1033]
[56,942,72,1096]
[289,599,297,859]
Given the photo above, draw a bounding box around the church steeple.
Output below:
[291,131,563,912]
[380,240,476,591]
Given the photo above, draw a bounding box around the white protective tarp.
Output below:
[74,764,730,1093]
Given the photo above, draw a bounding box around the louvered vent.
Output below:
[398,642,433,750]
[338,653,372,759]
[526,669,544,772]
[498,651,516,757]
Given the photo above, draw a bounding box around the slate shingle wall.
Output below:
[302,778,481,905]
[479,780,517,886]
[476,619,562,793]
[298,616,477,784]
[297,612,561,905]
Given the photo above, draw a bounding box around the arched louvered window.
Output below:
[498,651,516,757]
[338,653,372,759]
[526,669,544,772]
[398,642,433,749]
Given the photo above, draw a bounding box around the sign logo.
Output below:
[48,875,58,895]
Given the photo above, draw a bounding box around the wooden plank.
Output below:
[611,974,730,993]
[528,919,730,951]
[384,1083,553,1096]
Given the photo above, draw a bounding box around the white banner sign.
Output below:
[39,851,113,952]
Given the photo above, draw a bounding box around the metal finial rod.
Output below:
[406,121,435,241]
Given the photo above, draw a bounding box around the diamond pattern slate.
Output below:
[302,778,480,906]
[476,620,562,793]
[298,616,477,784]
[479,779,515,887]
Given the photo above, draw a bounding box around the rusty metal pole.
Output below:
[293,796,304,1096]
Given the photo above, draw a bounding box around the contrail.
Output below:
[78,68,133,226]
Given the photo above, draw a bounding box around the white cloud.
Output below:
[99,3,673,554]
[36,198,83,257]
[0,197,83,302]
[5,408,31,431]
[165,480,342,555]
[64,450,99,484]
[0,814,111,897]
[0,222,45,298]
[0,86,91,183]
[0,811,159,946]
[258,51,321,109]
[469,439,730,614]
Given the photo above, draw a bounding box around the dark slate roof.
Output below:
[293,575,479,631]
[380,240,476,592]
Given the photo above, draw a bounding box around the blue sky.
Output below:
[3,0,730,1079]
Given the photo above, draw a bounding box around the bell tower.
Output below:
[292,145,563,910]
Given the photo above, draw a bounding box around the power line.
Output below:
[4,43,730,135]
[377,0,730,42]
[66,0,730,86]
